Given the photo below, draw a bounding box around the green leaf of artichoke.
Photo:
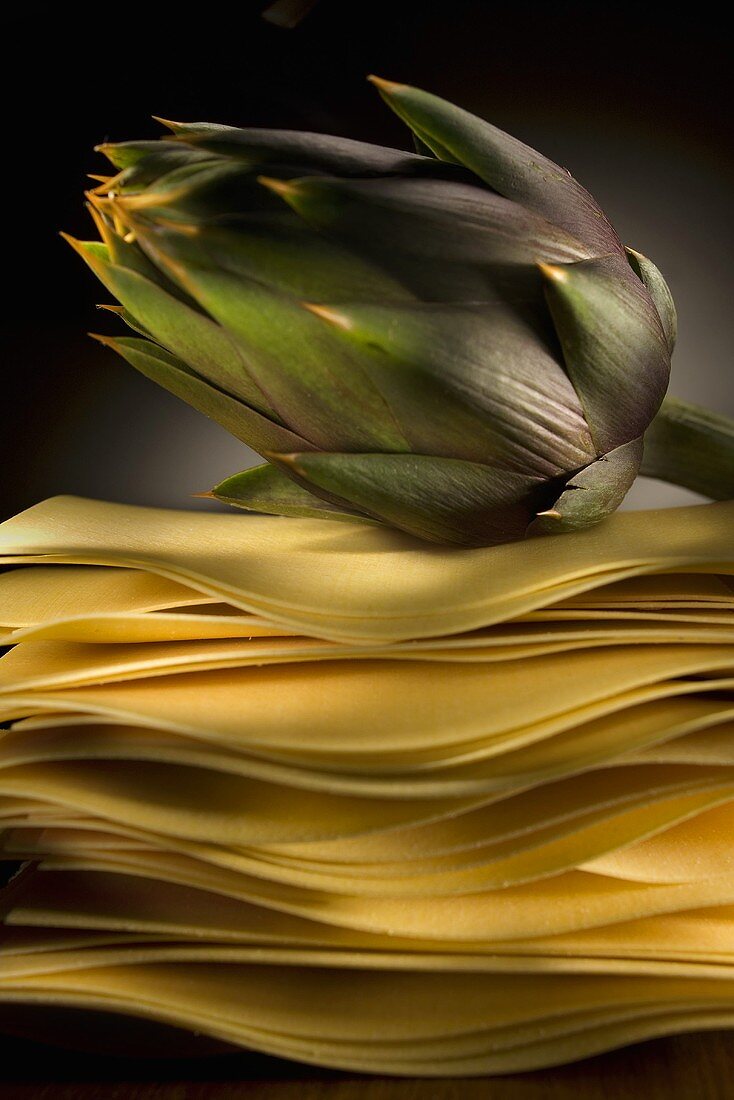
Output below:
[626,246,677,355]
[271,451,544,546]
[211,463,374,522]
[65,237,277,417]
[529,437,644,534]
[92,336,314,454]
[159,121,448,178]
[369,76,623,257]
[125,252,412,453]
[539,254,670,453]
[304,300,596,475]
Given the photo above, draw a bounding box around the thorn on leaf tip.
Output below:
[367,74,405,92]
[537,262,568,284]
[301,302,353,330]
[257,175,297,198]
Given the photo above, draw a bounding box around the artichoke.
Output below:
[67,77,731,546]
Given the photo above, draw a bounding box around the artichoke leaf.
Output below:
[271,451,544,546]
[369,77,624,258]
[96,303,155,340]
[540,254,670,453]
[626,246,677,355]
[529,437,644,535]
[66,238,277,418]
[211,464,375,523]
[160,121,450,178]
[87,210,202,309]
[136,256,412,452]
[306,300,596,475]
[110,159,279,220]
[92,336,314,455]
[272,174,593,267]
[109,306,154,338]
[97,226,191,299]
[97,141,217,188]
[96,139,163,170]
[412,133,437,158]
[125,209,414,304]
[302,308,550,469]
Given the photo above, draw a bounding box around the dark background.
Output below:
[5,0,734,523]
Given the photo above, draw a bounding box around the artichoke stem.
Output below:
[641,397,734,500]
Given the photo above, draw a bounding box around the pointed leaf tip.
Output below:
[301,302,353,329]
[367,74,406,93]
[262,450,300,467]
[211,463,372,524]
[60,232,87,257]
[151,115,184,132]
[257,174,298,198]
[369,80,620,255]
[88,332,117,347]
[537,261,569,284]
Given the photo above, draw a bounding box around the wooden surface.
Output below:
[2,1031,734,1099]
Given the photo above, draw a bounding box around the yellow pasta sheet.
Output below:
[2,646,733,762]
[2,565,733,646]
[3,950,734,1073]
[3,685,734,800]
[1,622,734,695]
[28,850,734,942]
[0,780,731,894]
[0,565,290,644]
[11,869,734,968]
[0,497,732,642]
[5,763,734,890]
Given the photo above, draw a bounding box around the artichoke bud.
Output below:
[70,79,675,547]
